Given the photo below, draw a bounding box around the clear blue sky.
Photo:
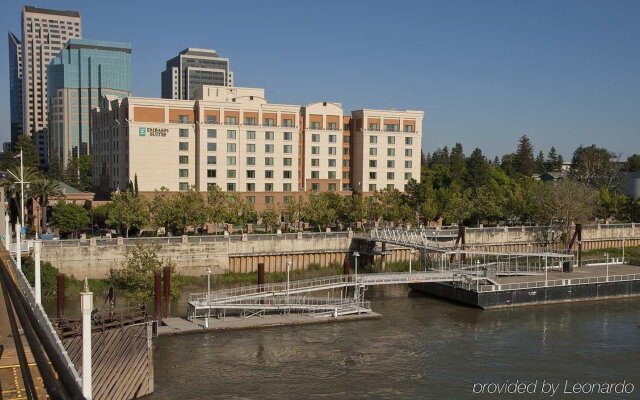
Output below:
[1,0,639,159]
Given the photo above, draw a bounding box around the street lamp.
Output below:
[409,249,415,274]
[285,259,292,303]
[604,252,609,282]
[205,267,211,328]
[353,252,360,304]
[476,260,480,292]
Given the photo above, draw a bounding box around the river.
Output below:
[149,285,640,399]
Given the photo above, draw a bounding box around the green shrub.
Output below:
[21,256,59,299]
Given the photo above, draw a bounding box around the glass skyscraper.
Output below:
[47,39,131,165]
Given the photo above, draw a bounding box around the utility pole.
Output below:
[80,278,93,400]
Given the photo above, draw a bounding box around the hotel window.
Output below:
[179,156,189,164]
[247,157,256,165]
[247,196,256,204]
[283,183,292,192]
[384,124,399,132]
[179,142,189,151]
[265,170,274,179]
[264,118,275,126]
[311,171,320,179]
[388,136,395,144]
[387,184,395,190]
[369,184,377,191]
[207,129,217,138]
[328,122,337,130]
[329,135,337,143]
[328,159,336,167]
[388,160,395,168]
[328,183,337,191]
[284,132,293,141]
[369,148,377,156]
[405,137,413,145]
[312,134,320,142]
[343,171,350,178]
[283,145,292,154]
[178,115,189,123]
[179,182,189,191]
[328,147,337,155]
[387,148,395,156]
[311,146,320,155]
[387,172,395,180]
[207,169,216,178]
[311,159,320,167]
[283,158,293,166]
[207,116,217,123]
[246,183,255,191]
[247,170,256,179]
[405,172,412,180]
[227,143,236,152]
[368,123,378,131]
[405,149,413,156]
[369,172,377,179]
[283,119,293,127]
[207,156,217,165]
[283,171,292,179]
[265,183,274,192]
[179,169,189,178]
[265,144,274,153]
[226,116,237,125]
[404,125,414,133]
[405,160,412,168]
[245,117,256,125]
[246,144,256,153]
[208,143,217,152]
[179,129,189,137]
[310,121,321,129]
[265,157,274,166]
[265,195,274,204]
[226,156,237,165]
[344,136,351,144]
[246,130,256,139]
[227,183,236,191]
[343,160,350,167]
[369,136,377,144]
[311,183,320,191]
[227,170,236,178]
[343,148,350,155]
[328,171,336,179]
[265,131,274,140]
[227,130,236,139]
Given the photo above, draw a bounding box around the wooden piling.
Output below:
[257,263,265,287]
[56,273,65,318]
[163,267,171,318]
[154,271,162,321]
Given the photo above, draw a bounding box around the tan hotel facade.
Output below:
[91,86,423,206]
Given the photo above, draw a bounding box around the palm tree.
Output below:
[1,166,42,226]
[28,178,63,234]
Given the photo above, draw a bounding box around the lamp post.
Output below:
[604,253,609,282]
[409,249,415,274]
[476,260,480,292]
[205,267,211,328]
[544,255,548,286]
[80,278,93,400]
[353,252,360,304]
[286,259,292,303]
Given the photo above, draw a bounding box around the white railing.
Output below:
[478,273,640,293]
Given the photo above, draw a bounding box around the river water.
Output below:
[150,285,640,399]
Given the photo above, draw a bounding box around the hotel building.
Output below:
[20,6,82,165]
[47,39,131,166]
[8,32,23,145]
[91,86,423,207]
[161,48,233,100]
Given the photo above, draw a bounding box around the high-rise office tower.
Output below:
[8,31,23,146]
[48,39,132,166]
[21,5,81,166]
[161,48,233,100]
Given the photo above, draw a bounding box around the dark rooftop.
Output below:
[23,5,80,18]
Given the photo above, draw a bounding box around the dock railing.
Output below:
[478,273,640,293]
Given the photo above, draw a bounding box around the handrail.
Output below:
[478,273,640,292]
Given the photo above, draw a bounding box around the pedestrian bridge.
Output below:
[187,269,488,320]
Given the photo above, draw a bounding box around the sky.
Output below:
[0,0,639,160]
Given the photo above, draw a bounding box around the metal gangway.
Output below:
[368,227,459,251]
[187,269,486,321]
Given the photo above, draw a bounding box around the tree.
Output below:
[206,184,229,234]
[226,194,257,229]
[134,174,139,195]
[535,151,546,174]
[570,145,620,191]
[109,242,175,298]
[375,189,413,223]
[51,201,90,237]
[46,152,64,181]
[514,135,536,176]
[173,188,208,234]
[303,193,338,230]
[626,154,640,172]
[28,178,63,234]
[107,191,149,237]
[260,208,280,233]
[442,184,472,225]
[546,147,562,171]
[465,148,490,190]
[150,188,177,234]
[449,143,466,183]
[1,166,42,226]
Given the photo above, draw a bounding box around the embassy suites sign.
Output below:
[138,127,168,137]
